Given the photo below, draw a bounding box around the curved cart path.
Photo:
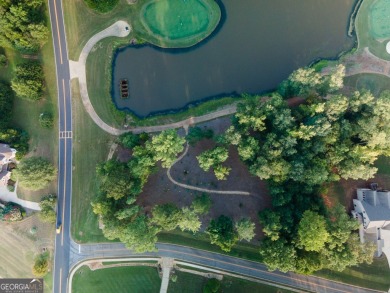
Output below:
[167,127,251,195]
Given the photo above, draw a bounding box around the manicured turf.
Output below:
[72,265,161,293]
[141,0,220,44]
[369,0,390,39]
[168,271,293,293]
[315,256,390,291]
[70,79,114,243]
[355,0,390,60]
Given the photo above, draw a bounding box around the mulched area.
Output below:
[134,116,271,240]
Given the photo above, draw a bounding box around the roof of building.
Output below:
[361,200,390,222]
[0,144,15,162]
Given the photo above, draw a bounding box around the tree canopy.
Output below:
[14,156,56,190]
[0,0,49,52]
[0,82,13,129]
[206,215,238,252]
[11,62,45,101]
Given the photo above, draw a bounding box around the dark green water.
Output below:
[113,0,356,117]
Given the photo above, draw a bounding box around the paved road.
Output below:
[47,1,72,293]
[47,1,387,293]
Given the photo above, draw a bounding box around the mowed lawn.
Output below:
[72,266,161,293]
[71,79,114,243]
[168,271,294,293]
[0,1,58,202]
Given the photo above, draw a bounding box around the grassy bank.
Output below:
[72,265,161,293]
[355,0,390,60]
[169,270,294,293]
[71,79,114,242]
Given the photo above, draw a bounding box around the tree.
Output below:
[0,82,13,129]
[97,160,140,200]
[11,62,45,100]
[213,164,231,180]
[32,253,49,277]
[206,215,238,252]
[258,209,282,241]
[259,238,297,273]
[197,146,231,180]
[119,132,149,149]
[39,112,54,128]
[151,203,182,231]
[146,130,185,168]
[120,215,160,253]
[0,0,49,52]
[178,207,201,233]
[186,126,214,146]
[235,218,255,242]
[13,157,57,190]
[39,194,56,223]
[191,193,212,215]
[297,210,329,252]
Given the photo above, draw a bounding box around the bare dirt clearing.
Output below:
[135,117,270,240]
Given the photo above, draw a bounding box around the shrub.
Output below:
[39,112,54,128]
[203,278,221,293]
[83,0,119,13]
[32,253,49,277]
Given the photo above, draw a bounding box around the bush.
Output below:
[83,0,119,13]
[0,202,23,222]
[191,193,212,215]
[6,184,14,192]
[186,127,214,146]
[32,253,49,277]
[203,278,221,293]
[0,54,7,67]
[39,112,54,128]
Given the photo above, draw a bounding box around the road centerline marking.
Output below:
[53,0,63,64]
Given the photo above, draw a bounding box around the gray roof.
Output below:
[361,201,390,222]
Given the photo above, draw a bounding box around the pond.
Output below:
[112,0,357,117]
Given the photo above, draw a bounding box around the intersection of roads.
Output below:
[47,1,384,292]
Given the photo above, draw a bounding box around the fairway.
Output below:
[141,0,220,45]
[72,266,161,293]
[369,0,390,39]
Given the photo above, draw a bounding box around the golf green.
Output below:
[141,0,221,46]
[369,0,390,39]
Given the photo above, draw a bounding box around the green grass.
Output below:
[168,271,294,293]
[0,2,58,202]
[368,0,390,39]
[141,0,220,45]
[355,0,390,60]
[315,256,390,291]
[72,265,161,293]
[71,79,114,243]
[344,73,390,96]
[158,230,262,262]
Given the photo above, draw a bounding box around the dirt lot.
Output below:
[131,116,271,241]
[0,214,54,278]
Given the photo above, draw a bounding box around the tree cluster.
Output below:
[13,156,57,190]
[11,62,45,101]
[223,67,387,273]
[92,130,186,252]
[206,215,255,252]
[0,0,49,52]
[0,127,29,159]
[197,146,231,180]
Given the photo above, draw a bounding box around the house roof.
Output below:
[361,200,390,222]
[0,144,15,162]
